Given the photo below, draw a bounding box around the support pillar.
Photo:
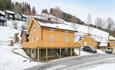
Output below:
[60,48,61,58]
[46,48,48,61]
[29,48,31,58]
[79,48,80,55]
[71,48,73,56]
[37,48,40,61]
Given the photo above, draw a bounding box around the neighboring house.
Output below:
[5,10,27,21]
[5,10,16,20]
[20,14,27,21]
[80,36,98,48]
[22,18,77,61]
[109,36,115,53]
[0,10,6,26]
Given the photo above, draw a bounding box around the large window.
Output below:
[65,31,69,42]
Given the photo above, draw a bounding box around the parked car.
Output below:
[82,46,97,53]
[105,48,113,54]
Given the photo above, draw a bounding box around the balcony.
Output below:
[22,40,76,48]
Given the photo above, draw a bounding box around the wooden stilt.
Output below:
[60,48,61,58]
[37,48,40,61]
[71,48,72,56]
[30,48,31,58]
[46,48,48,61]
[79,48,80,55]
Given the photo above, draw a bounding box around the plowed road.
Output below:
[25,54,115,70]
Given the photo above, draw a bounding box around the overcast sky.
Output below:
[12,0,115,23]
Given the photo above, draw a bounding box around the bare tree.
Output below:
[106,18,114,30]
[51,6,63,18]
[95,17,104,28]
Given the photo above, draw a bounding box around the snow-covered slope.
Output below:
[6,20,28,30]
[0,45,40,70]
[64,22,109,47]
[0,26,20,42]
[0,26,42,70]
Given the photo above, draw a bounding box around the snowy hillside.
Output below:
[6,20,28,30]
[64,21,109,46]
[0,26,20,42]
[0,26,42,70]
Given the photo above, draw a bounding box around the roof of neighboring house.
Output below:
[5,10,16,14]
[109,36,115,40]
[99,42,108,47]
[0,10,5,15]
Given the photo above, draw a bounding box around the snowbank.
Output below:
[74,48,92,56]
[74,48,105,56]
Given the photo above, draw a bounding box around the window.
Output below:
[50,35,55,42]
[65,37,69,42]
[65,31,69,36]
[33,26,36,32]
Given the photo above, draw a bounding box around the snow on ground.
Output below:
[0,26,43,70]
[74,49,91,56]
[96,49,106,54]
[87,63,115,70]
[0,26,20,42]
[74,48,105,56]
[0,45,42,70]
[7,20,28,30]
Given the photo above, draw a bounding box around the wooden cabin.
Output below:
[20,14,27,21]
[5,10,27,21]
[5,10,15,20]
[80,36,98,48]
[0,11,6,26]
[22,18,77,61]
[109,36,115,53]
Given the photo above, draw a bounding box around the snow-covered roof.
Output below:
[37,21,77,31]
[21,14,27,17]
[34,15,47,21]
[0,10,5,15]
[5,10,15,14]
[99,42,108,47]
[109,36,115,40]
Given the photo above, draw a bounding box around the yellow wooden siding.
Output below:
[22,19,76,49]
[80,37,97,48]
[109,40,115,48]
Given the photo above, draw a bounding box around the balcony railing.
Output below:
[22,40,76,48]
